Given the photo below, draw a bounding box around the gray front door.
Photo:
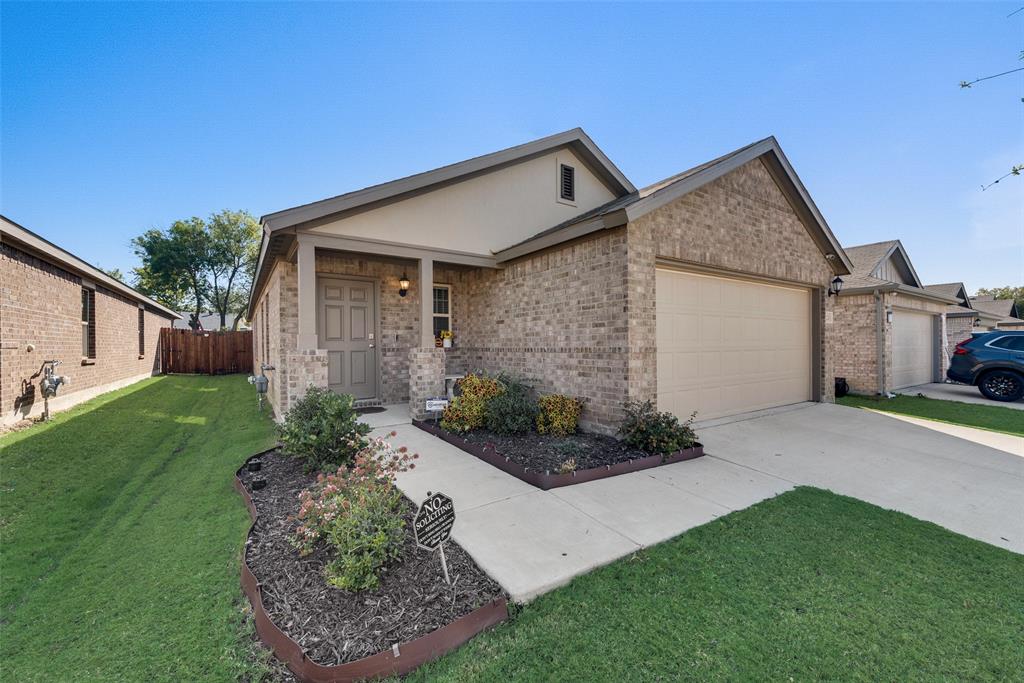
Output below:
[318,278,377,400]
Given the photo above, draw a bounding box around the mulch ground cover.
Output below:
[452,427,651,473]
[237,450,503,666]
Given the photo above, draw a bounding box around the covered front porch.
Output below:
[289,232,498,419]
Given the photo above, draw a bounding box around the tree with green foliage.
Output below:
[131,210,260,329]
[99,266,125,283]
[207,209,260,330]
[975,286,1024,313]
[132,217,210,327]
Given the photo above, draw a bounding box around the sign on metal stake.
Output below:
[414,491,455,585]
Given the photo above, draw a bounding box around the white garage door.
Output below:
[656,268,813,422]
[892,309,936,389]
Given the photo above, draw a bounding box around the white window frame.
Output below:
[432,284,451,341]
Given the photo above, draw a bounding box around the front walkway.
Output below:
[370,411,790,602]
[900,382,1024,409]
[370,401,1024,603]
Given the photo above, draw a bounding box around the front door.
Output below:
[318,278,378,400]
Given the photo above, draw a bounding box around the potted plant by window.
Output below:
[440,330,453,348]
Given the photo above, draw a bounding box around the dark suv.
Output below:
[947,331,1024,402]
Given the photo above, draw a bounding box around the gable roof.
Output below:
[494,136,853,274]
[843,240,923,288]
[261,128,636,232]
[924,282,970,306]
[0,215,179,319]
[970,297,1021,320]
[838,240,959,303]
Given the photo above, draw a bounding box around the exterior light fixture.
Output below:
[828,276,844,297]
[973,316,982,327]
[399,272,410,297]
[886,309,894,324]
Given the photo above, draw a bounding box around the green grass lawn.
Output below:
[0,375,276,682]
[411,487,1024,682]
[838,394,1024,437]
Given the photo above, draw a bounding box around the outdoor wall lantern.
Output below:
[886,309,894,324]
[399,272,410,298]
[973,316,982,327]
[827,276,844,297]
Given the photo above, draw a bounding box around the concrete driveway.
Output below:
[370,402,1023,603]
[701,403,1024,555]
[900,382,1024,409]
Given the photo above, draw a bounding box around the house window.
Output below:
[138,308,145,356]
[432,285,451,341]
[81,287,96,359]
[559,163,575,202]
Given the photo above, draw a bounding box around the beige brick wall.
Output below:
[943,314,975,373]
[627,158,838,412]
[833,293,880,394]
[1,243,173,426]
[408,347,446,420]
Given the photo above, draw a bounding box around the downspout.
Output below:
[874,290,886,396]
[940,312,949,380]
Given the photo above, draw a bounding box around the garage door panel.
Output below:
[892,310,935,389]
[656,269,812,421]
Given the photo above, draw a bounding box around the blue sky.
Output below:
[2,1,1021,290]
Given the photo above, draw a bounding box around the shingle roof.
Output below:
[971,297,1019,319]
[924,282,968,302]
[844,240,899,278]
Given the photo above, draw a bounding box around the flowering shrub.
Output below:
[278,386,370,472]
[536,394,584,437]
[291,434,418,590]
[618,400,698,455]
[440,372,504,433]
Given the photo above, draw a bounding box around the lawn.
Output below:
[838,394,1024,437]
[0,375,276,682]
[411,487,1024,682]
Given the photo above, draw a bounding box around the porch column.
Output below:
[297,239,318,350]
[419,256,434,348]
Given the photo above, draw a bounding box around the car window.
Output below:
[988,336,1024,350]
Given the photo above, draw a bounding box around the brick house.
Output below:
[1,216,178,426]
[923,283,1003,367]
[970,295,1024,331]
[832,240,962,396]
[248,129,852,433]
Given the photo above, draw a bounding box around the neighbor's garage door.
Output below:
[892,309,936,388]
[656,268,812,422]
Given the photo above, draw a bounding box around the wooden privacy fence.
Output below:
[160,328,253,375]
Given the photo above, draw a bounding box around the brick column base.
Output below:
[408,347,446,421]
[284,349,328,416]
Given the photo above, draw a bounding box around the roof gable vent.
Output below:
[559,163,575,202]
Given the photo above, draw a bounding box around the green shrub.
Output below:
[536,394,583,437]
[293,435,417,590]
[278,386,370,472]
[441,372,503,433]
[484,377,537,434]
[324,483,405,591]
[618,400,698,455]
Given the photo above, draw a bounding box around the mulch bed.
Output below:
[456,427,650,473]
[237,450,503,666]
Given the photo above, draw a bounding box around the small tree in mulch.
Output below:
[292,433,418,591]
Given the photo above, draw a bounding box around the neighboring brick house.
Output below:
[832,240,960,396]
[970,295,1024,331]
[248,129,852,433]
[923,283,1002,370]
[1,216,178,426]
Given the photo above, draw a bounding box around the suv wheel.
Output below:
[978,370,1024,402]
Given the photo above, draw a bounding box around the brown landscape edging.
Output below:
[233,450,509,683]
[412,420,704,490]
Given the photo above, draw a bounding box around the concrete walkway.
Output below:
[863,409,1024,457]
[899,382,1024,410]
[371,414,790,602]
[367,402,1024,603]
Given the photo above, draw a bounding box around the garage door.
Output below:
[656,268,813,422]
[892,309,935,388]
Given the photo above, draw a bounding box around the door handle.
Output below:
[368,344,375,348]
